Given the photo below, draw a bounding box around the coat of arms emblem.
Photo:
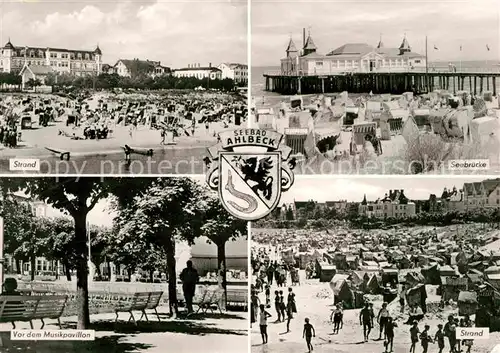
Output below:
[205,129,295,220]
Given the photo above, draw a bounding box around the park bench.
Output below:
[226,289,248,310]
[196,289,223,314]
[0,295,68,329]
[114,291,163,325]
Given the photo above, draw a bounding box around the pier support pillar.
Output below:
[297,78,301,95]
[321,78,325,94]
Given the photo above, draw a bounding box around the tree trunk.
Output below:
[149,270,154,283]
[216,241,227,311]
[127,268,132,282]
[30,256,36,281]
[107,262,111,281]
[15,258,21,275]
[164,236,178,316]
[64,261,72,281]
[74,212,90,329]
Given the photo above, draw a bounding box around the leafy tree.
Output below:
[26,78,42,92]
[114,178,207,316]
[0,177,155,329]
[201,195,246,306]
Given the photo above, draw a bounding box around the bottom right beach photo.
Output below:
[250,176,500,353]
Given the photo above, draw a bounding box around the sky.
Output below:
[252,0,500,66]
[0,0,247,68]
[278,176,494,204]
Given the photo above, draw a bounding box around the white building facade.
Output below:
[217,63,248,83]
[281,32,426,76]
[173,64,222,80]
[0,39,103,76]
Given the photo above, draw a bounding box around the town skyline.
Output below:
[0,0,247,68]
[278,177,494,205]
[252,0,500,66]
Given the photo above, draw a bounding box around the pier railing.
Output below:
[265,67,500,77]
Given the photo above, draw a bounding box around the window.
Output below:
[315,61,323,66]
[62,53,68,59]
[497,199,499,204]
[414,60,421,64]
[50,53,57,58]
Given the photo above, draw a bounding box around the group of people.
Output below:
[0,91,246,149]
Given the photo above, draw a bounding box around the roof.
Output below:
[6,45,96,55]
[327,43,373,56]
[458,291,477,303]
[286,38,298,52]
[3,39,14,50]
[303,34,317,50]
[21,65,53,75]
[94,45,102,55]
[174,67,221,72]
[399,36,411,50]
[482,178,500,196]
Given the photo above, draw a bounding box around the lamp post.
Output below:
[0,217,4,290]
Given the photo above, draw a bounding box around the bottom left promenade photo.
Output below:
[0,176,248,353]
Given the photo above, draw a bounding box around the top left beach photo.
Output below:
[0,0,248,175]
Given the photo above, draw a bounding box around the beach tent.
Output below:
[440,276,468,302]
[458,291,478,316]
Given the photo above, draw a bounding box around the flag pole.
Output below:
[425,35,429,92]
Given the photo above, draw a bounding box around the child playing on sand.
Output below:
[259,304,271,344]
[409,321,420,353]
[420,324,432,353]
[303,318,315,353]
[434,324,445,353]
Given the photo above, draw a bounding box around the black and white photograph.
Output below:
[251,0,500,175]
[251,177,500,353]
[0,0,247,174]
[0,176,248,353]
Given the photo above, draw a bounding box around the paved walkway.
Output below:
[0,308,248,353]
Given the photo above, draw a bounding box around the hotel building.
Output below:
[0,39,103,76]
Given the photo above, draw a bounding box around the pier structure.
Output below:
[264,71,499,96]
[269,28,499,96]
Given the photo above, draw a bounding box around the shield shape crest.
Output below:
[219,151,281,220]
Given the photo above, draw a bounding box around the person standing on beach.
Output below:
[377,302,390,340]
[359,303,372,342]
[179,260,199,314]
[444,315,457,353]
[420,324,432,353]
[331,304,343,334]
[287,287,297,317]
[409,321,420,353]
[384,317,396,353]
[259,304,271,344]
[286,298,293,333]
[274,290,282,322]
[279,290,286,321]
[303,318,316,352]
[434,324,445,353]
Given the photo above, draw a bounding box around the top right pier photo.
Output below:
[251,0,500,175]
